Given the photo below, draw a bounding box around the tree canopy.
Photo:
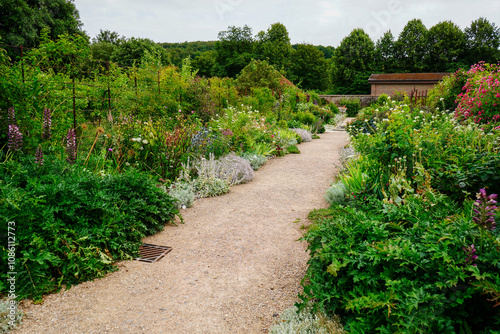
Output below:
[0,0,84,50]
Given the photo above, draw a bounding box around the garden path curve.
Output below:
[15,130,348,334]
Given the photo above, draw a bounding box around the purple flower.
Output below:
[43,108,52,139]
[35,146,44,166]
[66,128,77,164]
[108,148,113,152]
[463,244,478,266]
[8,124,23,151]
[473,188,498,231]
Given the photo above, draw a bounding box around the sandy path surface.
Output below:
[14,131,348,334]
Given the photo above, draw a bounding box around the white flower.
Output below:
[182,205,187,210]
[440,97,445,101]
[142,139,148,144]
[140,146,144,150]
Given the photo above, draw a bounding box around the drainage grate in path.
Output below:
[135,244,172,263]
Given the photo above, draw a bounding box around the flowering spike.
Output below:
[35,145,44,166]
[66,128,77,164]
[473,188,498,231]
[42,108,52,139]
[7,124,23,151]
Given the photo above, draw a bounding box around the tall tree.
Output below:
[376,30,397,72]
[0,0,84,51]
[214,25,255,78]
[331,28,377,94]
[289,44,329,91]
[111,37,171,67]
[394,19,428,72]
[90,30,123,62]
[426,21,466,72]
[254,23,292,72]
[465,17,500,64]
[192,50,217,77]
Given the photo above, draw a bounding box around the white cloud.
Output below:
[74,0,500,46]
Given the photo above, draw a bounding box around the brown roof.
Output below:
[368,73,451,83]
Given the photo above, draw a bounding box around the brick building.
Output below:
[368,73,451,96]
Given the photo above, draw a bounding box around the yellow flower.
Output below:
[96,126,105,134]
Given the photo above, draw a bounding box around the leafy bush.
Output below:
[376,93,390,105]
[328,103,340,114]
[276,129,299,149]
[300,193,500,333]
[0,157,180,300]
[349,102,500,202]
[427,69,467,111]
[294,111,317,125]
[240,152,267,171]
[286,145,300,154]
[339,98,361,117]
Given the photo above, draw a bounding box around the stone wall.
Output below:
[319,95,379,107]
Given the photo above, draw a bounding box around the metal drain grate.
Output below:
[135,244,172,263]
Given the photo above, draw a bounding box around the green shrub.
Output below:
[349,102,500,202]
[286,145,300,154]
[300,194,500,333]
[294,111,317,125]
[0,156,180,301]
[328,103,340,114]
[376,93,390,105]
[339,98,361,117]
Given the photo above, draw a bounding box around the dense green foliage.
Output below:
[0,156,180,300]
[0,33,336,303]
[299,74,500,332]
[0,0,84,52]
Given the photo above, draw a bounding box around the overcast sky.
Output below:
[73,0,500,46]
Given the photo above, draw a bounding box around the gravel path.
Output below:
[14,131,348,334]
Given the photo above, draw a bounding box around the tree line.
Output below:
[1,1,499,94]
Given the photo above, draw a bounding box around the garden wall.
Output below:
[319,95,378,107]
